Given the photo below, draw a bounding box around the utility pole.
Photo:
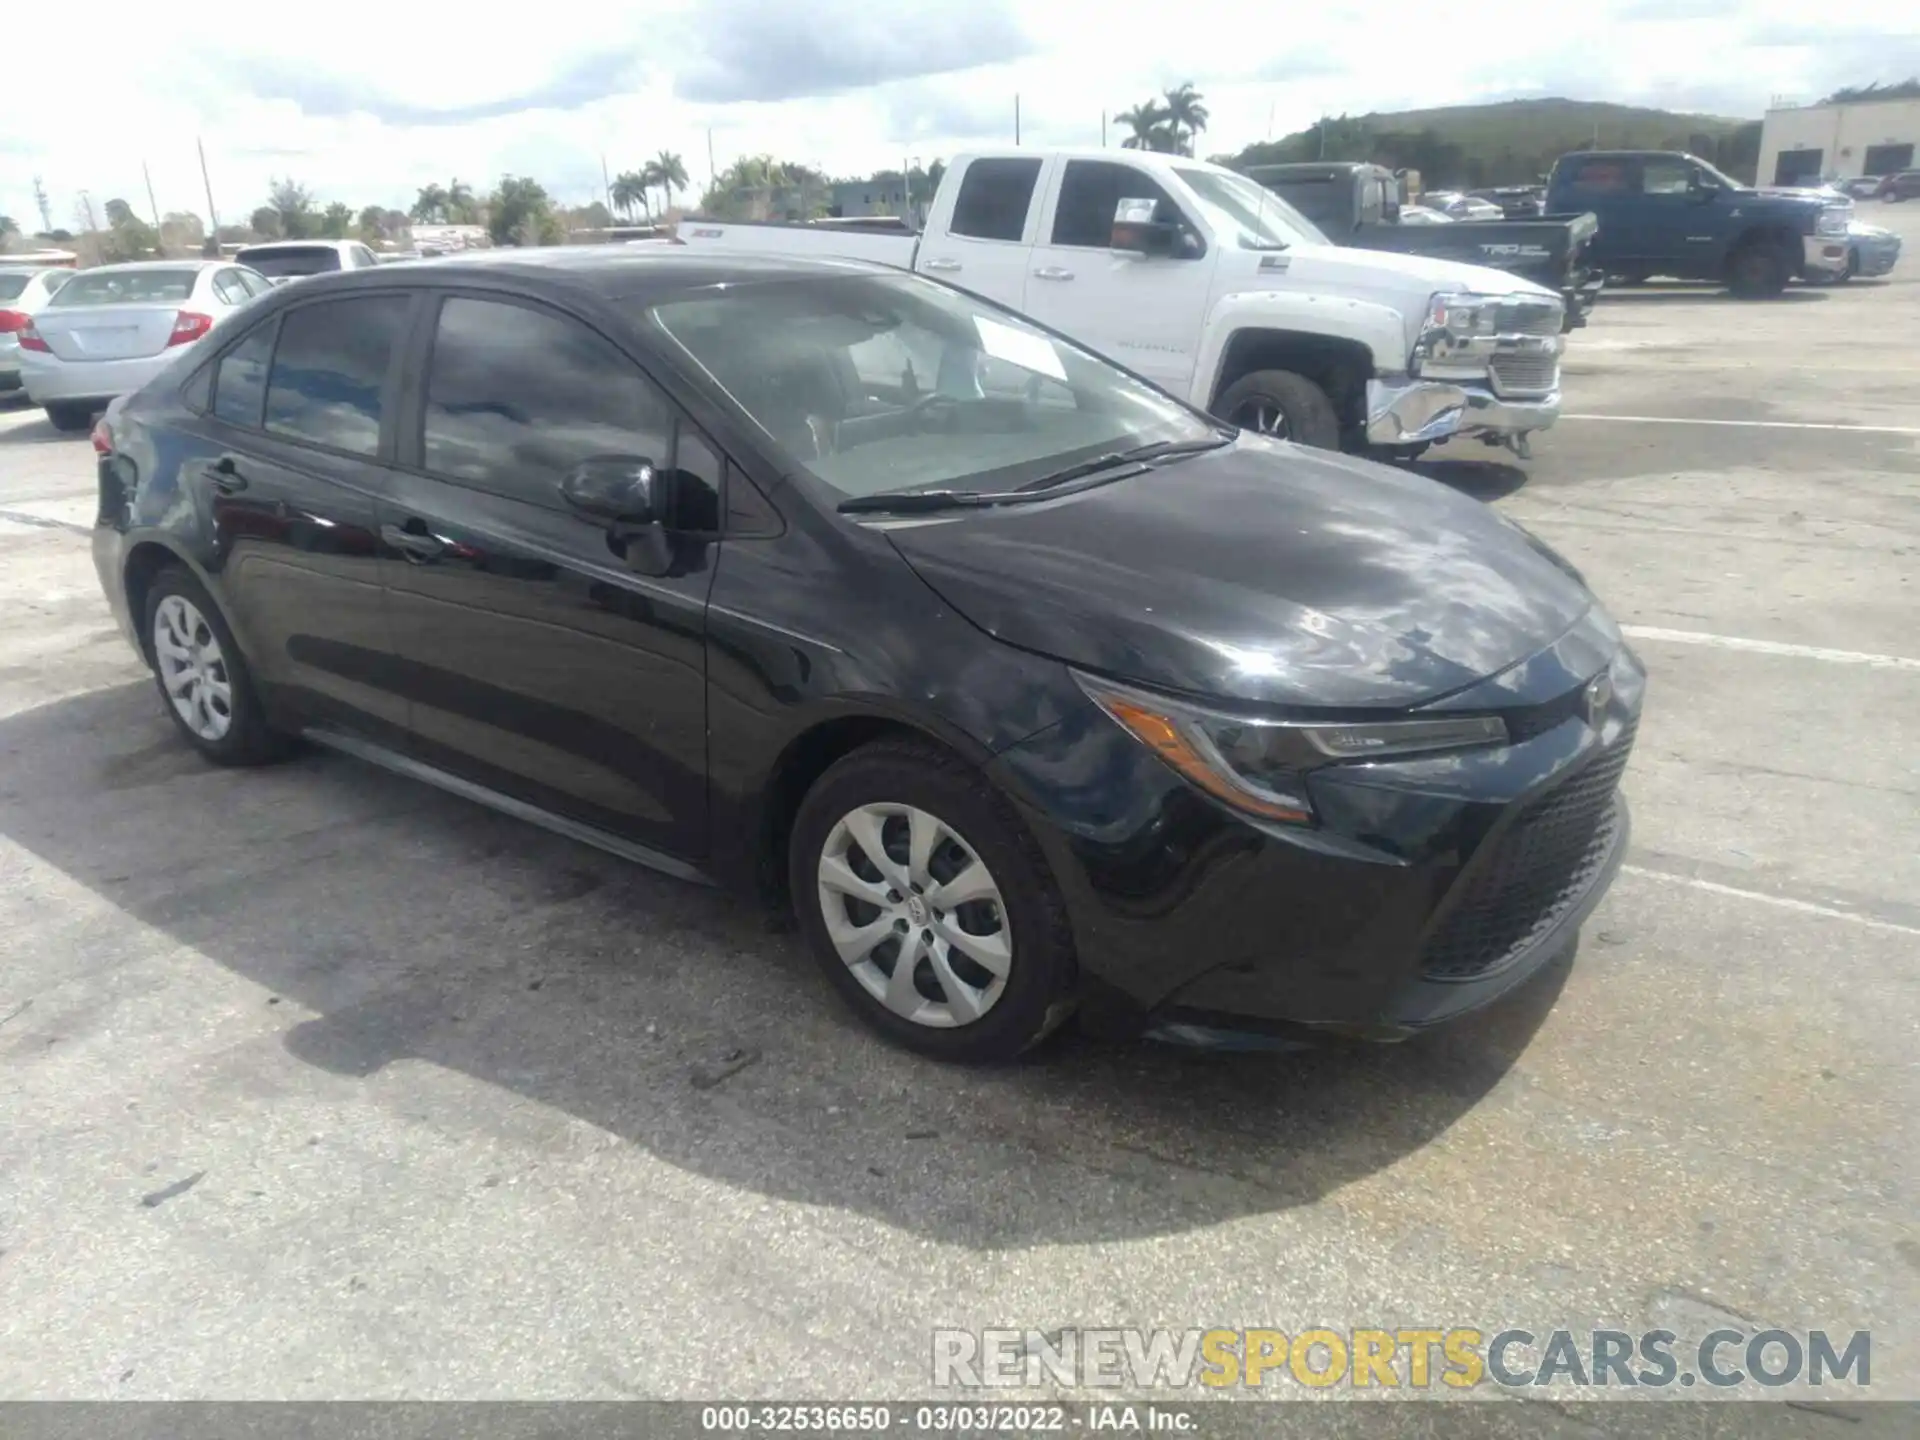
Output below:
[1014,95,1022,145]
[142,161,163,244]
[1101,111,1108,148]
[600,153,613,216]
[197,138,221,246]
[32,176,52,234]
[78,190,99,235]
[707,128,717,192]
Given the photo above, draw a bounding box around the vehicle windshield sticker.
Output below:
[973,316,1068,383]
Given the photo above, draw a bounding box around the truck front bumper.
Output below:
[1365,377,1560,448]
[1802,235,1850,278]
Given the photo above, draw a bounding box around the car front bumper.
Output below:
[993,612,1645,1046]
[1801,235,1851,278]
[20,348,177,406]
[1854,239,1902,276]
[1365,375,1561,447]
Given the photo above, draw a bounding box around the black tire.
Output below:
[1611,269,1652,286]
[44,401,95,433]
[789,738,1077,1062]
[1727,242,1791,298]
[1213,369,1341,451]
[141,564,295,766]
[1366,443,1431,464]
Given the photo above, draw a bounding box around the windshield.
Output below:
[1693,158,1744,189]
[646,273,1215,501]
[237,246,342,278]
[1172,167,1328,249]
[49,268,199,306]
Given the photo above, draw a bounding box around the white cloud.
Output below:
[1,0,1915,232]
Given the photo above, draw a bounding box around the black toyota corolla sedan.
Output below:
[91,248,1643,1061]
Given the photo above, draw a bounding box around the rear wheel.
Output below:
[1727,243,1791,298]
[143,565,295,766]
[1611,269,1652,286]
[44,401,95,432]
[790,739,1076,1062]
[1214,369,1341,451]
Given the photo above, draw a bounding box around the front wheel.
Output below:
[1727,243,1791,298]
[1214,369,1342,451]
[790,739,1076,1062]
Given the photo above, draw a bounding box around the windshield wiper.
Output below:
[837,489,996,515]
[1014,435,1232,493]
[840,435,1234,514]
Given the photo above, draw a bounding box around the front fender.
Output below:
[1188,290,1412,408]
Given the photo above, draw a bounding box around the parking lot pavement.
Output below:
[0,213,1916,1415]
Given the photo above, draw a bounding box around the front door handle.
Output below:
[380,520,447,563]
[921,257,962,272]
[203,455,248,493]
[1032,266,1074,281]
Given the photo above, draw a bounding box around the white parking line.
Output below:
[1622,866,1920,936]
[1561,414,1920,436]
[1620,625,1920,671]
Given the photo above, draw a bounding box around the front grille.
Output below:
[1489,351,1558,398]
[1495,300,1564,337]
[1419,720,1636,981]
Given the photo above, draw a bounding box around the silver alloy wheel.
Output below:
[1231,397,1291,440]
[152,594,234,742]
[816,802,1012,1028]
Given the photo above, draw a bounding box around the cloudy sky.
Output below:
[2,0,1916,233]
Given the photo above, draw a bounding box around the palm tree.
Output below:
[1162,83,1209,157]
[610,170,650,221]
[446,180,476,223]
[652,151,689,213]
[1117,102,1171,152]
[410,183,449,224]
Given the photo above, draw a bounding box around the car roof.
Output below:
[235,239,355,253]
[66,260,219,274]
[286,246,902,305]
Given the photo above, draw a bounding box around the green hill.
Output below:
[1220,98,1762,188]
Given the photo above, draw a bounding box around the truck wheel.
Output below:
[1611,269,1651,286]
[1727,243,1790,298]
[1215,370,1341,451]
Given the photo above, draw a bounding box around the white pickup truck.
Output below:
[674,148,1566,458]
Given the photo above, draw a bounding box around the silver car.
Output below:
[0,266,75,393]
[233,239,384,286]
[16,261,270,431]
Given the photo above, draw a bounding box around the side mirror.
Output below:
[558,455,669,527]
[1689,178,1721,203]
[1110,197,1180,258]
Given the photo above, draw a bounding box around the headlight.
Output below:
[1816,206,1850,237]
[1414,293,1505,381]
[1075,671,1509,825]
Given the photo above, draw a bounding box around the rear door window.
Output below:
[264,296,410,456]
[212,322,277,428]
[949,158,1043,242]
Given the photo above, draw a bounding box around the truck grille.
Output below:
[1496,300,1564,337]
[1418,720,1636,981]
[1489,352,1558,398]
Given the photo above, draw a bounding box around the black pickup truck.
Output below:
[1244,162,1604,330]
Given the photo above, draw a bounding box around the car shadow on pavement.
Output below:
[1599,286,1830,305]
[0,681,1571,1250]
[0,409,75,445]
[1410,457,1530,502]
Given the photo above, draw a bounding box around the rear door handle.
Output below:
[380,520,447,562]
[921,257,962,272]
[203,455,248,493]
[1033,266,1074,281]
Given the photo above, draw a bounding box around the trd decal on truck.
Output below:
[1480,244,1552,260]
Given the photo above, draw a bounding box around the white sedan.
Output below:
[16,260,271,432]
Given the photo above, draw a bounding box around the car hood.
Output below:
[881,437,1593,709]
[1291,240,1559,300]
